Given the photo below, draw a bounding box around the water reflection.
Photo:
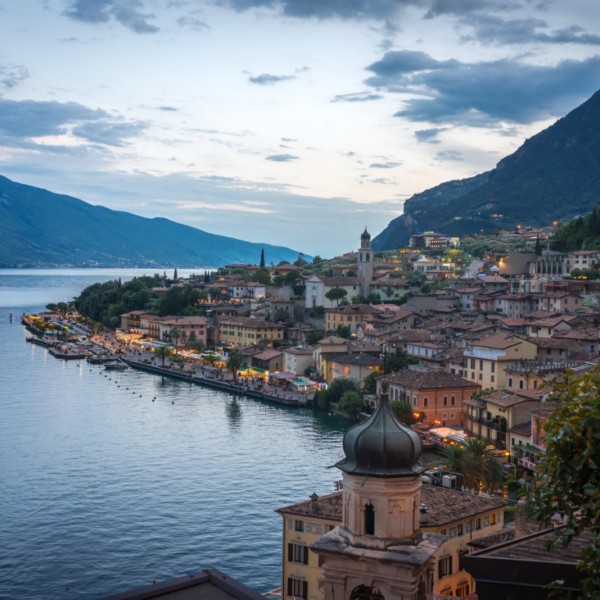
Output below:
[226,398,242,429]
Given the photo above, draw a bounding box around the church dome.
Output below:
[337,380,424,478]
[361,227,371,239]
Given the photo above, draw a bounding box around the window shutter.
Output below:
[303,546,308,565]
[287,578,292,596]
[288,543,293,562]
[302,580,308,599]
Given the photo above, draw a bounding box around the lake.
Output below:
[0,269,348,599]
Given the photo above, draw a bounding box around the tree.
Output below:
[260,248,265,268]
[529,367,600,597]
[391,400,419,426]
[168,327,181,351]
[325,287,348,306]
[227,349,243,382]
[383,348,415,374]
[363,371,378,394]
[339,391,364,419]
[173,268,178,280]
[154,345,171,367]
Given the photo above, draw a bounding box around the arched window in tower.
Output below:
[351,584,384,600]
[364,503,375,535]
[366,253,370,262]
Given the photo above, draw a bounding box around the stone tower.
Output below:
[311,381,444,600]
[358,227,373,299]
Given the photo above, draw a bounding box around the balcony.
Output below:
[518,457,538,471]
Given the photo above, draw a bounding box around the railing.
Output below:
[519,457,537,471]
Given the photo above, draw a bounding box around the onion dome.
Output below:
[337,380,424,477]
[361,227,371,240]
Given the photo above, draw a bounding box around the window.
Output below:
[295,519,304,532]
[423,398,428,407]
[288,543,308,565]
[491,362,495,373]
[287,578,308,599]
[443,396,448,406]
[451,396,456,405]
[479,359,483,370]
[364,503,375,535]
[438,555,453,578]
[475,518,481,530]
[519,380,524,390]
[457,523,463,535]
[508,377,513,387]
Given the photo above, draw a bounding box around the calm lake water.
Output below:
[0,269,348,599]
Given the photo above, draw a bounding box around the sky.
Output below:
[1,0,599,258]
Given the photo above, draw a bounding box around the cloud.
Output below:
[0,64,29,90]
[248,73,296,85]
[436,149,463,161]
[369,161,400,168]
[218,0,411,21]
[158,106,178,112]
[424,0,516,19]
[266,153,298,162]
[459,15,600,46]
[365,50,600,125]
[415,128,445,143]
[64,0,159,33]
[177,12,210,31]
[332,92,383,102]
[0,98,108,138]
[72,119,148,146]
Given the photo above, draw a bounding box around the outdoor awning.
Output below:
[271,371,296,380]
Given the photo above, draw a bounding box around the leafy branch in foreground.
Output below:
[528,366,600,598]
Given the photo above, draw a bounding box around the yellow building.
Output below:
[216,316,285,348]
[324,304,380,335]
[277,484,505,600]
[462,333,537,389]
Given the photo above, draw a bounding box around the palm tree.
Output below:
[227,349,243,382]
[168,327,181,353]
[154,345,171,367]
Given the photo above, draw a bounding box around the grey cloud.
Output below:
[460,15,600,46]
[365,50,600,125]
[436,150,463,161]
[177,13,210,31]
[218,0,412,21]
[248,73,295,85]
[64,0,158,33]
[0,64,29,90]
[72,119,148,146]
[415,128,445,143]
[425,0,518,19]
[369,161,400,168]
[158,106,178,111]
[0,98,108,138]
[281,137,297,142]
[266,153,298,162]
[332,92,383,102]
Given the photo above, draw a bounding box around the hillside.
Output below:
[0,176,303,267]
[373,89,600,249]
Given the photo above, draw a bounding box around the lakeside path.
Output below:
[90,333,311,408]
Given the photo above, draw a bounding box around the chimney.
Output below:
[310,492,319,515]
[514,496,528,538]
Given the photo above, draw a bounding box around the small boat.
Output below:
[104,360,127,371]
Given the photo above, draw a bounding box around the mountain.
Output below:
[0,175,303,268]
[373,89,600,250]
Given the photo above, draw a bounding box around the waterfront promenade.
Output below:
[91,330,313,407]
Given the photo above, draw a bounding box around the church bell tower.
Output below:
[311,381,444,600]
[358,228,373,299]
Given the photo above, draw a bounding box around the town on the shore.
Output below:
[21,226,600,599]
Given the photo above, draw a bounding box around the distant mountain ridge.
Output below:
[373,89,600,250]
[0,176,303,268]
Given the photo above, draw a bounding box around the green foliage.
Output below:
[553,206,600,252]
[529,366,600,597]
[383,348,417,374]
[362,371,378,394]
[325,287,348,305]
[334,324,351,339]
[260,248,265,268]
[306,330,325,345]
[316,378,360,411]
[436,437,503,493]
[307,306,325,318]
[391,400,418,426]
[254,268,271,285]
[339,391,365,418]
[227,349,244,381]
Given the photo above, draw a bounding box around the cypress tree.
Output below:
[260,248,265,268]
